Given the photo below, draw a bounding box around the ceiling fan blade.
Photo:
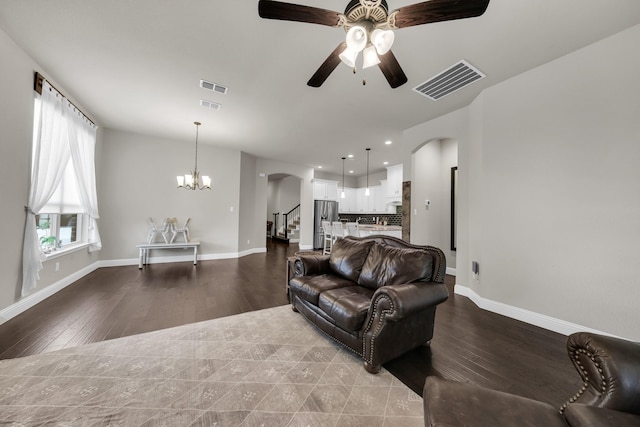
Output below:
[378,50,408,89]
[258,0,342,27]
[392,0,490,29]
[307,42,347,88]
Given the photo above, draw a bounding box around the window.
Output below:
[36,213,83,253]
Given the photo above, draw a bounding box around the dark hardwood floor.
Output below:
[0,239,579,407]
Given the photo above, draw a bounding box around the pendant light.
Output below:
[341,157,346,199]
[365,148,370,196]
[177,121,211,190]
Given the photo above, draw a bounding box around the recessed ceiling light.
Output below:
[385,140,392,145]
[383,161,389,165]
[347,154,354,158]
[349,170,354,174]
[317,166,322,169]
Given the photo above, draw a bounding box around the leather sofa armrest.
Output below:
[294,254,331,277]
[372,282,449,321]
[561,332,640,415]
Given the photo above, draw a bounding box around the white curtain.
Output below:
[22,81,101,296]
[66,102,101,252]
[22,82,70,296]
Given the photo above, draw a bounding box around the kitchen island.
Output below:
[357,225,402,239]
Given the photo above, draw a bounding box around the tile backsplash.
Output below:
[339,206,402,226]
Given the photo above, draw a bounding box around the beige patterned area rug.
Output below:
[0,305,423,426]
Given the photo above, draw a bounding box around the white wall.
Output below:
[411,139,458,270]
[99,129,242,260]
[0,28,100,314]
[407,25,640,340]
[356,171,386,188]
[238,152,260,253]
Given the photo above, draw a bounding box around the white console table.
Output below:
[136,239,200,269]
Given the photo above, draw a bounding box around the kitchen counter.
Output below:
[358,225,401,231]
[358,224,402,238]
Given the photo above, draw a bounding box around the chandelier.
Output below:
[177,121,211,190]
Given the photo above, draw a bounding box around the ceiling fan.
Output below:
[258,0,490,88]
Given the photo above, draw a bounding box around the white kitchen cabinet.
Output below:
[338,187,356,213]
[355,187,368,212]
[386,164,403,201]
[353,185,384,212]
[313,179,338,201]
[337,184,394,213]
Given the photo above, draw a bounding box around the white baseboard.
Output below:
[454,284,614,337]
[298,244,313,250]
[0,262,100,324]
[0,248,269,325]
[446,267,456,276]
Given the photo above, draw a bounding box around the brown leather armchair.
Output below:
[424,332,640,426]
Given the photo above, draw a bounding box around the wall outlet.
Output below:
[472,261,479,279]
[55,262,60,272]
[229,206,234,212]
[247,240,250,245]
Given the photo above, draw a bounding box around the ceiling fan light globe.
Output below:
[345,25,367,52]
[362,45,380,69]
[339,47,358,68]
[371,29,394,55]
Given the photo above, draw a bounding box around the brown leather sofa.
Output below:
[424,332,640,426]
[289,235,448,373]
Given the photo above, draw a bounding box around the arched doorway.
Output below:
[267,173,302,244]
[411,138,458,272]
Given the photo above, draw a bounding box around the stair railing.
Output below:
[272,213,279,238]
[282,204,301,240]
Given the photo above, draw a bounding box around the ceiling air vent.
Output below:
[200,99,221,110]
[413,60,485,101]
[200,79,228,94]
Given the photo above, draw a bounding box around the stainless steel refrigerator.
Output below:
[313,200,339,249]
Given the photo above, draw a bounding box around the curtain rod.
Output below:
[34,72,96,127]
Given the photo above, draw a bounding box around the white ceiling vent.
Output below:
[200,79,228,94]
[200,99,221,110]
[413,60,485,101]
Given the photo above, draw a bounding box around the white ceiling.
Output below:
[1,1,639,176]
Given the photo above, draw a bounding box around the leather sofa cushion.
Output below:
[289,274,355,306]
[424,377,567,427]
[358,243,433,290]
[329,238,375,282]
[318,286,374,332]
[563,403,640,427]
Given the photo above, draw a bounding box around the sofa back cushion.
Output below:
[329,238,375,282]
[358,243,434,289]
